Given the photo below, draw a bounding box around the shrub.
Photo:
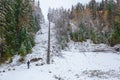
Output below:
[18,57,25,63]
[19,43,26,57]
[30,58,42,62]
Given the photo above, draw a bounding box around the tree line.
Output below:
[48,0,120,49]
[0,0,42,63]
[70,0,120,46]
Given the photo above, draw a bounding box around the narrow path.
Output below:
[26,22,58,62]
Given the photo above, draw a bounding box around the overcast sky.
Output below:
[37,0,101,20]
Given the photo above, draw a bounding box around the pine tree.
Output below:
[89,0,97,19]
[107,0,115,28]
[0,0,37,63]
[110,11,120,46]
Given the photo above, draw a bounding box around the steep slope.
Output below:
[26,22,59,63]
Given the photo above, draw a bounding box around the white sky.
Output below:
[37,0,101,20]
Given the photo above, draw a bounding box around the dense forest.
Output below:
[0,0,120,63]
[48,0,120,49]
[0,0,43,63]
[0,0,120,80]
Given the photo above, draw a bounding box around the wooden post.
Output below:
[47,13,50,64]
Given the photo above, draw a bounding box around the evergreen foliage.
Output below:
[110,14,120,46]
[0,0,39,63]
[69,0,120,46]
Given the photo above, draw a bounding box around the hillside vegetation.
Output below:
[0,0,43,63]
[48,0,120,48]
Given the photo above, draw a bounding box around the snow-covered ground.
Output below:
[0,51,120,80]
[66,40,114,52]
[0,22,120,80]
